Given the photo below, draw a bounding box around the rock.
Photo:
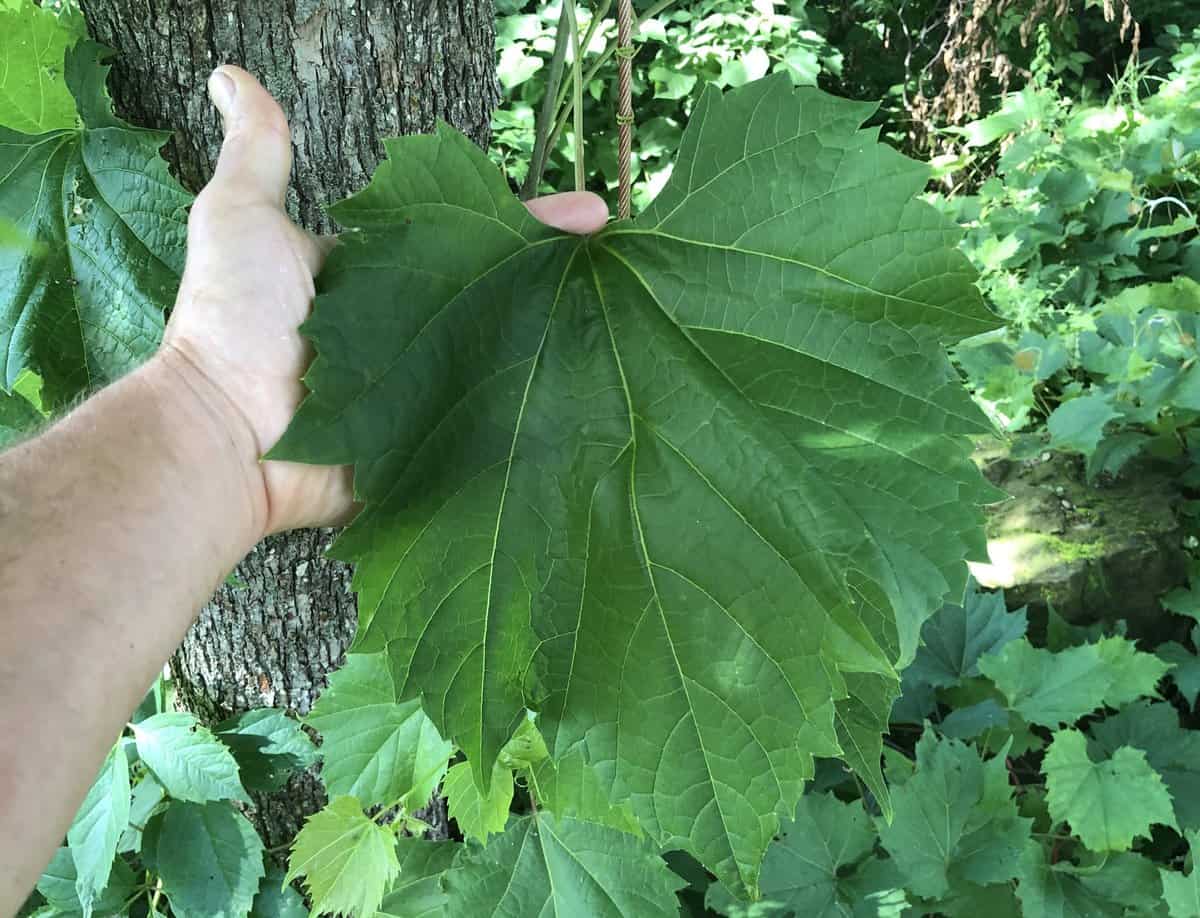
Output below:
[970,444,1189,643]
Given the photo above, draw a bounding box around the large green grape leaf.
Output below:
[0,40,189,410]
[442,813,684,916]
[273,74,999,894]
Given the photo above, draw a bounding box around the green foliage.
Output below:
[947,31,1200,474]
[273,72,995,898]
[0,34,188,412]
[35,676,316,918]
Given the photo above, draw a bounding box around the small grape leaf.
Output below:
[1016,843,1162,918]
[443,760,513,844]
[1162,830,1200,918]
[876,729,1028,899]
[1158,640,1200,705]
[1163,580,1200,625]
[131,712,250,804]
[443,813,684,916]
[36,847,135,917]
[286,796,400,918]
[272,74,999,895]
[751,791,876,917]
[938,697,1009,740]
[249,865,306,918]
[155,801,266,918]
[1047,393,1120,456]
[215,709,319,793]
[0,40,189,409]
[0,0,81,133]
[1088,700,1200,831]
[66,744,130,917]
[1043,728,1178,852]
[979,636,1170,727]
[375,838,461,918]
[903,581,1026,690]
[306,652,453,808]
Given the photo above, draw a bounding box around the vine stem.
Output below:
[615,0,634,219]
[521,4,572,199]
[563,1,585,192]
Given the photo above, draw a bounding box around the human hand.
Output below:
[161,66,609,538]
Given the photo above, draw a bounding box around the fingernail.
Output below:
[208,70,237,123]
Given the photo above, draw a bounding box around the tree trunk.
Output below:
[79,0,498,849]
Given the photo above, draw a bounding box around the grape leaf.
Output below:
[131,712,250,804]
[272,74,998,894]
[375,838,461,918]
[286,796,400,918]
[1047,393,1120,456]
[1088,700,1200,832]
[1043,728,1178,852]
[0,0,81,133]
[249,866,306,918]
[0,40,189,409]
[979,636,1170,727]
[215,709,319,793]
[1016,843,1163,918]
[66,744,130,917]
[306,652,453,808]
[443,760,514,844]
[443,813,684,916]
[903,581,1026,691]
[751,791,875,917]
[1162,830,1200,918]
[154,802,266,918]
[876,729,1028,898]
[1158,640,1200,705]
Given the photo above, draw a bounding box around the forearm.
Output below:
[0,349,266,910]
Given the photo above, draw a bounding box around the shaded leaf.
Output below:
[375,839,461,918]
[215,708,319,793]
[155,801,266,918]
[1162,830,1200,918]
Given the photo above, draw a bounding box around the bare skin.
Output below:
[0,66,608,912]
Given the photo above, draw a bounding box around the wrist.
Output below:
[141,345,270,552]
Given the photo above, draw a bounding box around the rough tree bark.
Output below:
[79,0,499,849]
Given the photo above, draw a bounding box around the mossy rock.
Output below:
[970,444,1188,643]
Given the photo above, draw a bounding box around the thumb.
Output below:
[207,66,293,206]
